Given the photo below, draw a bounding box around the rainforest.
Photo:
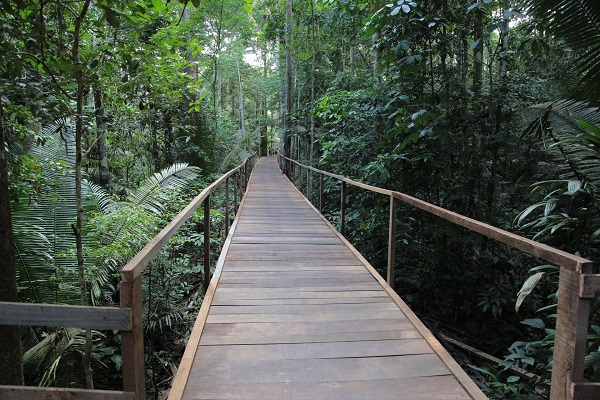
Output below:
[1,1,599,399]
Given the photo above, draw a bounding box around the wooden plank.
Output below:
[0,302,130,330]
[199,330,422,345]
[551,266,592,400]
[202,319,414,336]
[0,386,135,400]
[212,289,387,301]
[211,297,391,306]
[222,266,367,273]
[206,310,407,323]
[209,302,399,315]
[219,270,370,278]
[183,376,470,400]
[120,276,145,397]
[571,382,600,399]
[186,355,453,385]
[198,339,433,361]
[579,273,600,298]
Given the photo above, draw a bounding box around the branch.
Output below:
[16,52,77,101]
[177,0,190,26]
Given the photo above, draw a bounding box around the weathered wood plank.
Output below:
[209,302,399,315]
[211,296,391,306]
[0,302,130,330]
[186,355,453,385]
[206,310,409,323]
[0,386,135,400]
[202,319,414,336]
[182,376,470,400]
[199,329,422,345]
[198,339,433,361]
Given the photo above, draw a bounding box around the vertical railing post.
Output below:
[307,168,312,202]
[340,180,346,235]
[387,195,397,288]
[225,177,230,237]
[233,171,238,214]
[120,276,145,398]
[319,173,324,213]
[550,264,593,400]
[203,195,211,291]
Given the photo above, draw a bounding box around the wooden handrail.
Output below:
[0,154,256,400]
[279,154,599,400]
[120,154,255,398]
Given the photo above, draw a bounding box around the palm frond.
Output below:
[126,163,201,215]
[525,0,600,93]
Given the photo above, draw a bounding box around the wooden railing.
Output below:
[279,154,600,400]
[0,155,255,399]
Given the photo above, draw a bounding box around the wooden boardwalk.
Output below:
[172,157,486,400]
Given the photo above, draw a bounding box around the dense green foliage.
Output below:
[2,0,600,398]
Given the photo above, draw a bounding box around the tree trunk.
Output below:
[473,10,483,96]
[164,113,174,165]
[151,117,160,173]
[500,0,509,76]
[236,58,245,149]
[94,87,109,188]
[0,96,24,386]
[73,1,94,389]
[309,0,316,197]
[283,0,293,174]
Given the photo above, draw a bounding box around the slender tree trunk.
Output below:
[73,1,94,389]
[283,0,293,174]
[236,58,245,142]
[473,10,483,96]
[151,118,160,172]
[164,113,174,165]
[500,0,510,75]
[94,87,109,188]
[309,0,316,189]
[0,96,24,386]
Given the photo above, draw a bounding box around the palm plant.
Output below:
[12,122,202,388]
[511,100,600,380]
[524,0,600,95]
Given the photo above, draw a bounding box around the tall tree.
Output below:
[0,97,24,386]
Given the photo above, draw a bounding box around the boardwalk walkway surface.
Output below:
[175,157,486,400]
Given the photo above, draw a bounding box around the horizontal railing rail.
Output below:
[0,154,256,399]
[279,154,600,400]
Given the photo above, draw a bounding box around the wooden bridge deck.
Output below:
[172,157,486,400]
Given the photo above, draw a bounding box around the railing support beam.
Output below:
[319,173,324,213]
[551,264,593,400]
[120,276,145,397]
[340,181,346,236]
[203,195,211,291]
[387,195,397,288]
[225,177,230,237]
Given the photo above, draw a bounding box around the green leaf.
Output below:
[567,180,582,194]
[467,2,480,13]
[469,38,481,51]
[515,272,545,312]
[520,318,545,329]
[152,0,167,12]
[577,120,600,135]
